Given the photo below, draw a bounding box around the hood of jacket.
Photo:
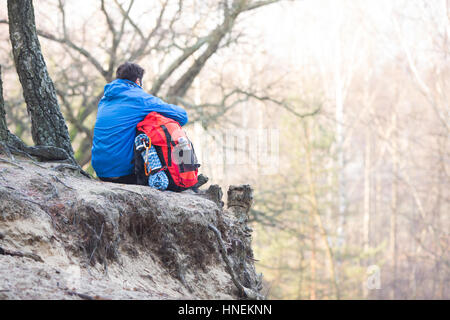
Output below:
[103,78,142,99]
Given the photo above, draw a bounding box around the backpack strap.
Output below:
[161,125,175,167]
[149,166,167,176]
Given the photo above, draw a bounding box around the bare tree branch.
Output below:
[37,28,109,79]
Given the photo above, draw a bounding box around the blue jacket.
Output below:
[92,79,188,178]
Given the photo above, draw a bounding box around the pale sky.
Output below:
[1,0,444,71]
[1,0,447,96]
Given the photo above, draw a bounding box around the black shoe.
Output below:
[191,174,209,193]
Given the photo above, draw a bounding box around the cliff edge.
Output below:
[0,154,263,300]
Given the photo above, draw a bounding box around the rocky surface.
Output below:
[0,155,263,300]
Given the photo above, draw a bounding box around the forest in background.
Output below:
[0,0,448,299]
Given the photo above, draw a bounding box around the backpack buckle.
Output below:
[136,135,150,153]
[136,142,146,153]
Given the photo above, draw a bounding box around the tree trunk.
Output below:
[304,122,340,299]
[390,112,398,299]
[363,131,371,251]
[363,130,371,299]
[7,0,74,157]
[310,230,317,300]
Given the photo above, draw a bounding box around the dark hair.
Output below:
[116,62,145,84]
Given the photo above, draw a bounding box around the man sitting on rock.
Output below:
[91,62,188,184]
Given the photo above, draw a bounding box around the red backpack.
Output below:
[135,112,200,191]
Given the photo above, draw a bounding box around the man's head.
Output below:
[116,62,145,87]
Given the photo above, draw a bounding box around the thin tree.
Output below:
[0,65,29,150]
[0,66,7,141]
[303,121,340,299]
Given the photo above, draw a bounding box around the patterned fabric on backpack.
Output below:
[134,134,169,190]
